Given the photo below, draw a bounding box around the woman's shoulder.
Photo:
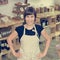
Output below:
[15,25,24,32]
[35,24,44,31]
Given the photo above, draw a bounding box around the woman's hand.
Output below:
[13,52,22,58]
[36,52,46,59]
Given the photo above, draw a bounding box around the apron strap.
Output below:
[34,25,38,35]
[23,26,25,35]
[34,25,40,39]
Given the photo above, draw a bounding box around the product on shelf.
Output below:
[1,16,12,24]
[36,8,40,13]
[4,40,10,50]
[0,40,10,52]
[55,4,60,11]
[47,16,56,25]
[44,7,49,12]
[57,15,60,22]
[0,26,12,38]
[1,40,5,50]
[40,18,48,27]
[40,7,44,13]
[51,17,56,24]
[56,24,60,31]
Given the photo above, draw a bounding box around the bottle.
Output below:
[5,40,10,50]
[1,40,5,50]
[4,40,7,50]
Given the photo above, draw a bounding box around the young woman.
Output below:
[7,7,51,60]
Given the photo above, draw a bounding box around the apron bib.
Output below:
[17,25,41,60]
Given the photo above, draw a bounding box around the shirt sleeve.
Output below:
[35,24,44,37]
[39,25,44,32]
[15,25,24,40]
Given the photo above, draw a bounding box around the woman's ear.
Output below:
[23,20,26,25]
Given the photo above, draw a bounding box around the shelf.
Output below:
[56,22,60,25]
[50,33,55,38]
[0,35,18,41]
[44,26,48,28]
[0,37,8,40]
[0,43,20,56]
[0,19,24,28]
[15,3,30,7]
[12,10,24,14]
[50,31,60,38]
[0,50,10,56]
[44,22,60,28]
[49,24,56,28]
[37,11,60,18]
[0,21,15,28]
[55,31,60,36]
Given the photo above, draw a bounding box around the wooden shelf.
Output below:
[49,24,56,28]
[0,50,10,56]
[0,48,19,56]
[43,22,60,28]
[44,26,48,28]
[56,22,60,25]
[50,33,55,38]
[37,11,60,18]
[12,10,24,14]
[0,19,24,28]
[55,31,60,36]
[50,31,60,38]
[15,3,30,7]
[0,37,8,41]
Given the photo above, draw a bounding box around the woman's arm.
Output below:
[37,29,51,58]
[7,31,21,58]
[41,29,51,55]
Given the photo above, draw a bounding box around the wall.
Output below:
[28,0,54,8]
[54,0,60,5]
[0,0,24,17]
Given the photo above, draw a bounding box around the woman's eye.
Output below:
[31,16,34,18]
[26,15,29,18]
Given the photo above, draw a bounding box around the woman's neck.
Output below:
[24,24,35,30]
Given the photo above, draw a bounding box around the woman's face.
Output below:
[25,14,35,26]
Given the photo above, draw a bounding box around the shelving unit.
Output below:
[37,11,60,39]
[0,19,24,60]
[37,11,60,18]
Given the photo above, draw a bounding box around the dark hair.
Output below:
[23,6,36,24]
